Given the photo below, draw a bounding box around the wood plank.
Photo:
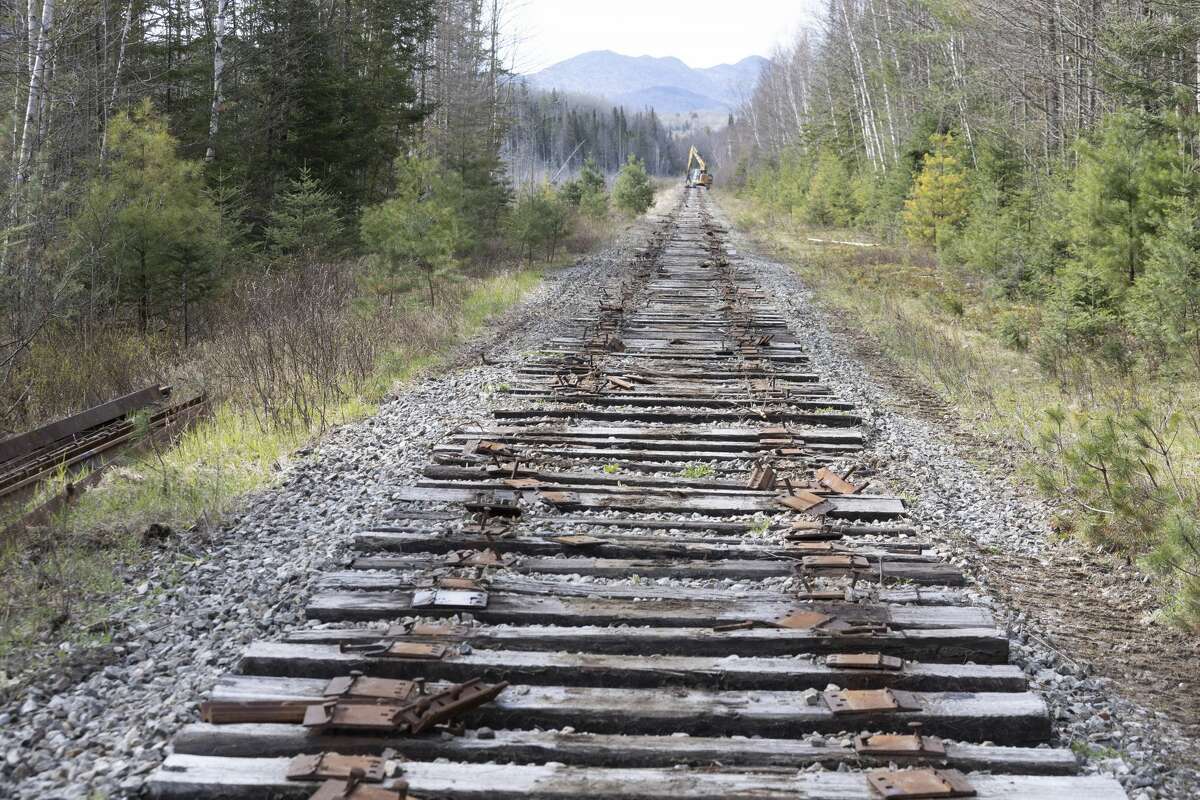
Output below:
[390,486,905,519]
[326,554,963,586]
[239,642,1025,691]
[452,424,857,443]
[492,408,862,427]
[284,623,1009,662]
[150,756,1125,800]
[209,676,1051,743]
[307,592,993,629]
[353,530,929,561]
[169,723,1080,774]
[314,574,967,605]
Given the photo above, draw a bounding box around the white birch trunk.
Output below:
[15,0,53,188]
[205,0,229,162]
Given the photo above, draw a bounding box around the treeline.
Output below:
[504,85,683,187]
[726,1,1200,624]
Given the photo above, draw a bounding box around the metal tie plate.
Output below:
[826,653,904,671]
[822,687,922,715]
[865,768,976,799]
[324,676,417,702]
[287,753,389,782]
[855,732,946,758]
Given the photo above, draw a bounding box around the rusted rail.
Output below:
[0,385,208,534]
[146,191,1128,799]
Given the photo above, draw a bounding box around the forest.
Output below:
[721,0,1200,626]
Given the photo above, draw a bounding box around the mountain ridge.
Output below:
[527,51,766,113]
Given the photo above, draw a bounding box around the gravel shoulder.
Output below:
[714,198,1199,799]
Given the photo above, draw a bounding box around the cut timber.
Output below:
[314,574,967,605]
[284,623,1010,663]
[390,485,905,519]
[333,555,961,586]
[210,675,1050,743]
[170,724,1080,774]
[239,642,1026,692]
[492,408,862,427]
[353,530,929,561]
[148,756,1127,799]
[306,591,993,628]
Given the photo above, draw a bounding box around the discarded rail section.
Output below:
[0,385,207,535]
[147,192,1127,799]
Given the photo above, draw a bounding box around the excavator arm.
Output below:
[685,146,713,189]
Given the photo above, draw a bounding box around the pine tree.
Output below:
[803,151,857,227]
[73,101,222,339]
[1064,113,1181,292]
[1128,199,1200,373]
[265,168,344,262]
[613,155,655,216]
[902,133,969,248]
[360,154,464,306]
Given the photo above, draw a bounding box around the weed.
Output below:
[677,463,715,479]
[602,463,620,475]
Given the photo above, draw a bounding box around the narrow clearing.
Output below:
[1,189,1190,799]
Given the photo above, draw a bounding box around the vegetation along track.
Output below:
[146,191,1128,799]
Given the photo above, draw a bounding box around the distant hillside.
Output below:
[527,51,766,113]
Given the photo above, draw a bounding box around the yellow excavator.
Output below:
[685,146,713,189]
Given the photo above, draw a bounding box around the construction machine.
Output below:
[685,146,713,189]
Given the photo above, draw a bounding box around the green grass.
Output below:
[677,463,715,479]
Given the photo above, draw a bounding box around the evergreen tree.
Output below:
[265,168,344,262]
[803,151,857,227]
[360,154,464,306]
[73,102,222,339]
[1128,199,1200,373]
[613,155,655,216]
[1064,113,1181,292]
[902,133,969,248]
[507,185,573,263]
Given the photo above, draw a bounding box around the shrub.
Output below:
[613,155,655,216]
[902,133,969,248]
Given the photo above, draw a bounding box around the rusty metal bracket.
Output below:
[394,678,509,735]
[816,466,867,495]
[303,702,410,731]
[324,675,418,702]
[827,653,904,671]
[865,768,976,799]
[308,771,408,800]
[288,752,392,782]
[747,462,776,491]
[340,642,448,661]
[770,610,832,630]
[823,687,922,715]
[855,725,946,758]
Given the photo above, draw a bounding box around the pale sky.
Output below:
[508,1,823,73]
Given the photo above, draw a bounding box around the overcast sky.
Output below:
[507,1,823,73]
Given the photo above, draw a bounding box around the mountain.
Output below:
[527,51,766,113]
